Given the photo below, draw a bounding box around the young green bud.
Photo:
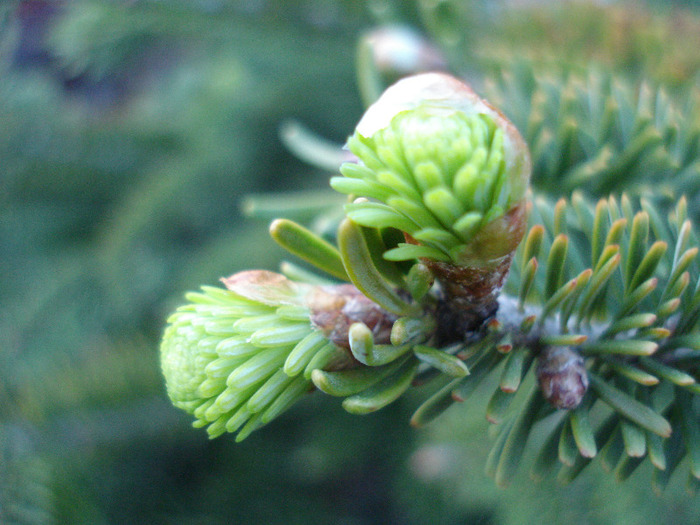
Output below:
[332,72,531,333]
[160,271,333,440]
[160,271,404,439]
[337,72,530,264]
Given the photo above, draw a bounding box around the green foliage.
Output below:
[483,65,700,201]
[496,194,698,486]
[0,428,53,525]
[2,0,366,521]
[235,0,700,492]
[4,0,700,523]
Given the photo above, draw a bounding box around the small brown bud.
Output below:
[536,346,588,409]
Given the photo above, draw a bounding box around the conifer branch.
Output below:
[159,8,699,490]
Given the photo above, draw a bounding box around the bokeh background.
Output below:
[2,1,700,523]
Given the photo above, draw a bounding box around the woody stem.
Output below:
[424,255,514,345]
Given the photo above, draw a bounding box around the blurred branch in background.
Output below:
[2,1,368,522]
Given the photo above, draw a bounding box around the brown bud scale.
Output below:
[536,346,589,410]
[308,285,397,349]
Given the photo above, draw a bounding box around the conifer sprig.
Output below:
[160,60,699,489]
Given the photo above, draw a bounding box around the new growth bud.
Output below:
[160,271,341,440]
[160,271,404,439]
[332,73,531,333]
[338,72,530,265]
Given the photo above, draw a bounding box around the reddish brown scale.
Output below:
[536,346,589,410]
[308,284,397,349]
[404,203,528,343]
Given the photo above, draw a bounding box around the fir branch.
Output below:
[157,12,700,490]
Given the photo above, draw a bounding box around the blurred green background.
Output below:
[1,1,699,523]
